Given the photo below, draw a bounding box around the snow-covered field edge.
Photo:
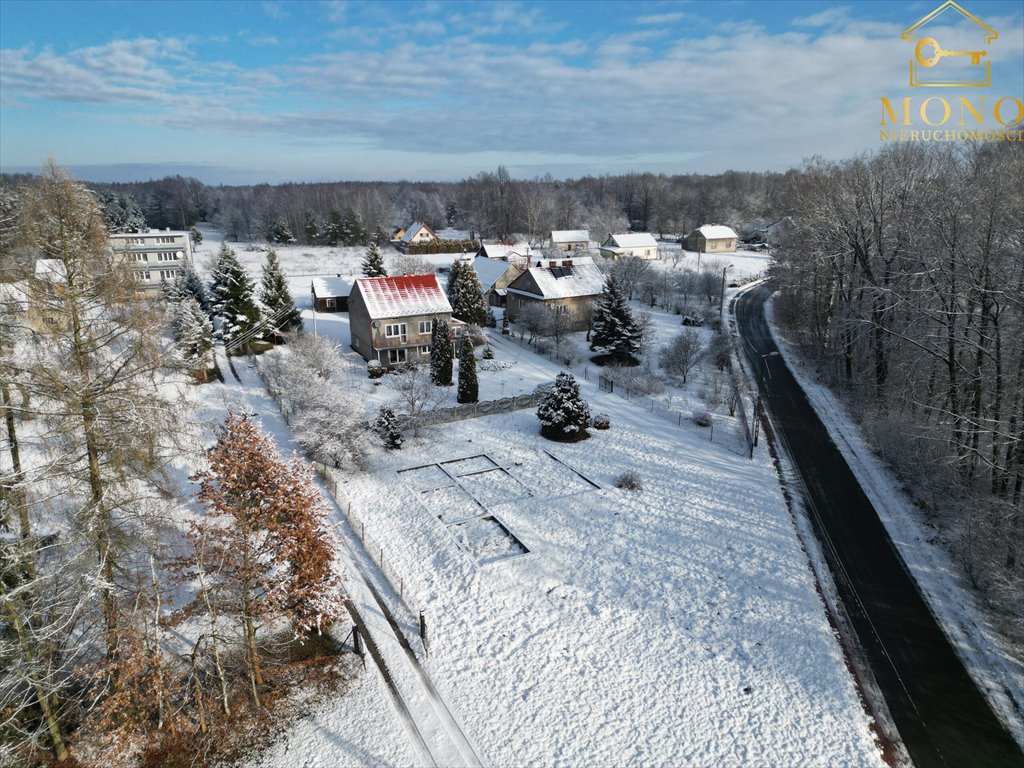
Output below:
[762,291,1024,750]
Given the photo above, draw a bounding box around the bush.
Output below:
[692,409,713,428]
[367,360,384,379]
[482,345,494,359]
[614,471,641,491]
[592,413,611,430]
[537,372,590,442]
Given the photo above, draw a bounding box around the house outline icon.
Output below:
[900,1,998,87]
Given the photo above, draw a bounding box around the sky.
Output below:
[1,0,1022,184]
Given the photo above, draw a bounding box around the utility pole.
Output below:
[750,350,779,459]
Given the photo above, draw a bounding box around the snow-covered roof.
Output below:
[34,259,67,283]
[551,230,589,244]
[311,275,356,298]
[478,242,534,260]
[401,222,437,243]
[472,257,520,290]
[695,225,739,240]
[353,274,452,320]
[509,260,605,300]
[605,232,658,249]
[436,228,471,240]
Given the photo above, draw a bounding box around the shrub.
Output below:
[367,360,384,379]
[693,409,713,428]
[592,413,611,430]
[482,345,495,359]
[537,372,590,442]
[614,471,641,491]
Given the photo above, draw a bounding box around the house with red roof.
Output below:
[348,274,463,366]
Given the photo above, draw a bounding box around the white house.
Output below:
[550,230,589,251]
[685,225,739,254]
[108,229,193,291]
[400,221,439,247]
[598,232,659,260]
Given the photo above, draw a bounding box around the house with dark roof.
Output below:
[348,274,462,366]
[399,221,439,249]
[471,256,524,308]
[505,256,605,331]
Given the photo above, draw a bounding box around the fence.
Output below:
[411,392,542,427]
[248,351,423,626]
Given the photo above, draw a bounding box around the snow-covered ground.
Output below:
[181,227,884,765]
[765,292,1024,751]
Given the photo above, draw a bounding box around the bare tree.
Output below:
[660,329,705,384]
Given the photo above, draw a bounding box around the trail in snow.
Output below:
[224,354,486,767]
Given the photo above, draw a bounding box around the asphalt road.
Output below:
[735,282,1023,768]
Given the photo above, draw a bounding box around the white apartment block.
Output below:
[108,229,193,291]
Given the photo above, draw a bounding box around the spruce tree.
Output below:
[209,242,236,315]
[501,311,510,335]
[260,248,302,334]
[429,318,453,386]
[447,260,487,326]
[361,241,387,277]
[173,297,214,378]
[218,249,262,351]
[180,262,211,313]
[537,372,591,441]
[374,406,403,449]
[590,274,640,364]
[457,334,478,404]
[271,219,295,244]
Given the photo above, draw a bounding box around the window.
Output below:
[157,236,175,243]
[709,242,717,250]
[157,252,177,262]
[325,298,336,309]
[554,304,569,316]
[419,345,431,355]
[418,320,432,334]
[140,271,152,281]
[131,238,146,245]
[387,348,407,364]
[453,326,462,336]
[135,254,148,262]
[645,249,651,256]
[159,270,176,280]
[385,323,407,338]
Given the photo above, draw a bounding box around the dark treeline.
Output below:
[0,166,803,244]
[773,142,1024,639]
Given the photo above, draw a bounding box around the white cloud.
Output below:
[261,1,288,20]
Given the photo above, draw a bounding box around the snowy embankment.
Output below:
[764,292,1024,751]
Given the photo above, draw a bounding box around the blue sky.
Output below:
[1,0,1022,183]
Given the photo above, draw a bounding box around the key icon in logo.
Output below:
[915,37,987,67]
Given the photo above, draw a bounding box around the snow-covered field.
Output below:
[180,226,884,765]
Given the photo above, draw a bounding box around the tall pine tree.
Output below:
[447,260,487,326]
[209,242,235,315]
[429,318,453,386]
[457,333,478,404]
[172,297,214,379]
[361,241,387,277]
[260,249,302,334]
[590,275,640,364]
[216,248,261,351]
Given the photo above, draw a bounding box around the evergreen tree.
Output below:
[172,297,214,378]
[429,318,453,386]
[374,406,403,450]
[325,210,343,246]
[303,211,320,244]
[447,260,487,326]
[209,242,236,314]
[180,262,211,313]
[189,225,203,245]
[217,248,262,351]
[501,311,510,335]
[457,334,478,404]
[445,200,459,227]
[260,248,302,334]
[343,209,367,245]
[361,241,387,277]
[537,372,591,441]
[271,219,296,244]
[590,275,640,364]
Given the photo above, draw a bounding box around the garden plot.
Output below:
[451,516,529,565]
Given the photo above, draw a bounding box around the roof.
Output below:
[311,275,356,298]
[352,274,452,320]
[34,259,67,283]
[472,257,520,290]
[605,232,658,249]
[694,225,738,240]
[401,222,437,243]
[551,230,589,244]
[508,260,605,300]
[478,242,533,260]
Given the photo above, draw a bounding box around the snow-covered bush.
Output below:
[556,341,582,368]
[482,345,494,360]
[368,360,384,379]
[375,406,403,450]
[692,409,713,428]
[537,372,590,442]
[592,413,611,430]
